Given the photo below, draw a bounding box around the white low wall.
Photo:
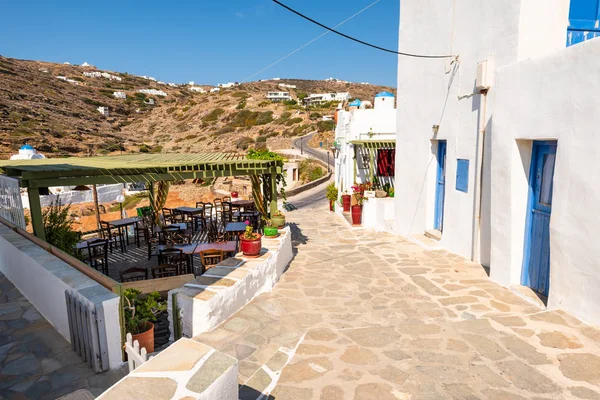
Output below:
[21,183,124,209]
[169,227,293,339]
[362,197,395,232]
[98,338,238,400]
[0,223,122,370]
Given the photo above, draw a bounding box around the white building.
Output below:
[138,89,167,97]
[210,87,221,93]
[97,106,109,117]
[393,0,600,325]
[306,92,351,104]
[266,91,292,102]
[334,92,397,231]
[278,83,297,89]
[81,62,91,67]
[218,82,239,88]
[9,144,45,160]
[113,91,127,99]
[189,86,206,93]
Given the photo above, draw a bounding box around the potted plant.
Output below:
[123,289,166,354]
[240,222,262,257]
[351,182,372,225]
[271,210,286,228]
[326,183,339,212]
[263,219,279,238]
[341,192,351,212]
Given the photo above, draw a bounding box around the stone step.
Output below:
[424,229,442,241]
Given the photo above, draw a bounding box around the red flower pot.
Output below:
[231,191,239,198]
[342,195,351,212]
[240,234,262,257]
[351,205,362,225]
[329,200,334,212]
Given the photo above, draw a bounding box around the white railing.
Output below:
[125,333,149,372]
[0,175,26,229]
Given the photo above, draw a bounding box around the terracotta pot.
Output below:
[329,200,334,212]
[271,215,285,228]
[231,191,239,198]
[264,226,278,237]
[132,322,155,353]
[342,195,351,212]
[351,205,362,225]
[240,234,262,257]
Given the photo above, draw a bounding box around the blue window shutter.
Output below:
[456,159,469,193]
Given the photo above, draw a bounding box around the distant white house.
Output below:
[168,83,179,87]
[210,87,221,93]
[138,89,167,97]
[189,86,206,93]
[218,82,239,88]
[113,91,127,99]
[306,92,351,104]
[81,62,91,67]
[97,106,109,117]
[278,83,296,89]
[322,115,334,122]
[144,98,155,105]
[10,144,46,161]
[56,76,67,81]
[84,71,122,81]
[266,92,292,102]
[65,79,80,85]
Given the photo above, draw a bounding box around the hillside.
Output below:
[0,56,395,157]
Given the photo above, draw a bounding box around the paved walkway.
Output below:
[193,197,600,400]
[0,273,125,399]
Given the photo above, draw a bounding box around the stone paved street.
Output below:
[0,273,125,400]
[193,196,600,399]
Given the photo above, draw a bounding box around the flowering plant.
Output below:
[351,182,373,206]
[242,221,260,240]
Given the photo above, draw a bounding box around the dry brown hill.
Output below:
[0,56,395,157]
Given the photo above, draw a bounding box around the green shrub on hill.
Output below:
[202,108,225,122]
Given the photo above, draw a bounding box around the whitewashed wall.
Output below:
[394,0,569,264]
[491,37,600,326]
[21,183,124,209]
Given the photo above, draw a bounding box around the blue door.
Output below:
[522,141,557,297]
[434,141,447,231]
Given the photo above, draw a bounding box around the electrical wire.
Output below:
[273,0,455,59]
[241,0,382,83]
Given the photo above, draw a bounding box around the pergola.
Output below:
[350,140,396,183]
[0,153,283,241]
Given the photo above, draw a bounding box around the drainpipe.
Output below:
[471,91,488,262]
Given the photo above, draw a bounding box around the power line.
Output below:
[241,0,381,83]
[273,0,455,59]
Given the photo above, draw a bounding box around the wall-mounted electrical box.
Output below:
[476,59,493,91]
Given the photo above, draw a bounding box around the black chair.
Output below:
[151,264,179,279]
[86,239,109,275]
[157,248,187,275]
[144,224,160,260]
[221,201,233,227]
[99,221,123,253]
[120,267,149,282]
[199,250,224,275]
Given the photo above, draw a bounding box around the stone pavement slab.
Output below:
[0,273,125,399]
[192,198,600,399]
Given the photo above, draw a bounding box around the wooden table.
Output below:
[174,206,203,232]
[192,241,237,254]
[226,222,248,234]
[109,217,142,251]
[154,243,198,273]
[231,200,254,212]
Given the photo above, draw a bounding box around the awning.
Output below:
[349,140,396,149]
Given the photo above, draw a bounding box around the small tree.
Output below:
[42,197,81,259]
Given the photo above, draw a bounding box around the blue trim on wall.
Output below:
[434,141,447,231]
[456,159,469,193]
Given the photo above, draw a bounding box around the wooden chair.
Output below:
[86,239,109,275]
[151,264,179,279]
[158,248,187,274]
[193,202,207,233]
[221,201,233,226]
[120,267,149,282]
[158,226,182,245]
[143,224,160,260]
[99,221,123,253]
[207,218,226,243]
[222,196,231,203]
[213,199,223,222]
[199,250,224,275]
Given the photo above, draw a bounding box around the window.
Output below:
[456,159,469,193]
[539,153,556,205]
[377,149,395,177]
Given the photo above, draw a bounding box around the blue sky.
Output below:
[0,0,399,87]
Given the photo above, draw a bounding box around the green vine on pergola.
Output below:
[247,149,287,220]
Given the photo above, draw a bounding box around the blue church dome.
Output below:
[20,144,34,150]
[348,99,362,107]
[375,91,395,98]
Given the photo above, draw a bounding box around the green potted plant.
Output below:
[240,222,262,257]
[326,183,339,212]
[263,218,279,238]
[123,289,166,353]
[271,210,286,228]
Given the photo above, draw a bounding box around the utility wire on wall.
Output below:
[273,0,455,59]
[241,0,382,83]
